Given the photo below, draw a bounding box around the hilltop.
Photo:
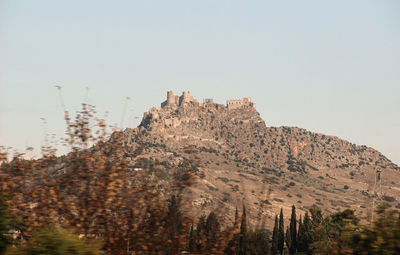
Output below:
[117,91,400,226]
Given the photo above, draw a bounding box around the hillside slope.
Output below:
[119,92,400,226]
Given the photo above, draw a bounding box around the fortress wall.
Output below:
[226,98,255,110]
[161,91,255,110]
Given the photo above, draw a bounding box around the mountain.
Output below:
[119,91,399,227]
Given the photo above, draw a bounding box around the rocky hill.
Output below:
[119,91,400,227]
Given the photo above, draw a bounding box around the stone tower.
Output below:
[161,91,179,107]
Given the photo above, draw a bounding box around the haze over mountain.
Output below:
[116,91,400,226]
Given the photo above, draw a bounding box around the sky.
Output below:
[0,0,399,165]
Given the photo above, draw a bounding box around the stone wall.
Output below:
[226,98,256,110]
[161,91,256,110]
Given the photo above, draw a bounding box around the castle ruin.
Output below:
[161,91,256,110]
[226,97,256,110]
[161,91,199,108]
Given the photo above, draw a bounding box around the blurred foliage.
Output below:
[351,203,400,254]
[0,194,15,255]
[309,203,400,255]
[0,103,195,254]
[5,225,101,255]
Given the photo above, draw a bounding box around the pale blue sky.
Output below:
[0,0,399,164]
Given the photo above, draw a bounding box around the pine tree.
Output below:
[289,205,297,255]
[278,208,284,254]
[271,215,279,255]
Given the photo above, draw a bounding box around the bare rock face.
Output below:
[121,91,400,227]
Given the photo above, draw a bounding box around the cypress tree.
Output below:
[297,215,306,253]
[238,204,247,255]
[224,207,240,255]
[205,211,220,251]
[298,212,312,254]
[234,206,239,227]
[165,195,183,254]
[278,208,284,254]
[196,215,206,251]
[188,223,195,253]
[271,215,279,255]
[289,205,297,255]
[297,216,303,251]
[304,212,313,254]
[285,226,291,253]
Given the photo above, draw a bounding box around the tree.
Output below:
[238,205,248,255]
[164,195,184,255]
[285,226,291,255]
[224,207,241,255]
[297,213,313,254]
[0,103,196,254]
[247,229,271,255]
[278,208,284,254]
[205,211,220,252]
[234,207,239,226]
[188,223,196,253]
[297,216,303,252]
[351,203,400,254]
[310,205,322,227]
[271,216,279,255]
[288,205,297,254]
[310,207,358,254]
[196,215,207,252]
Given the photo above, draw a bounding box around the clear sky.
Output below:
[0,0,399,165]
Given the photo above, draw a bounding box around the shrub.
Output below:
[217,177,229,183]
[261,200,272,205]
[382,196,396,202]
[207,185,218,191]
